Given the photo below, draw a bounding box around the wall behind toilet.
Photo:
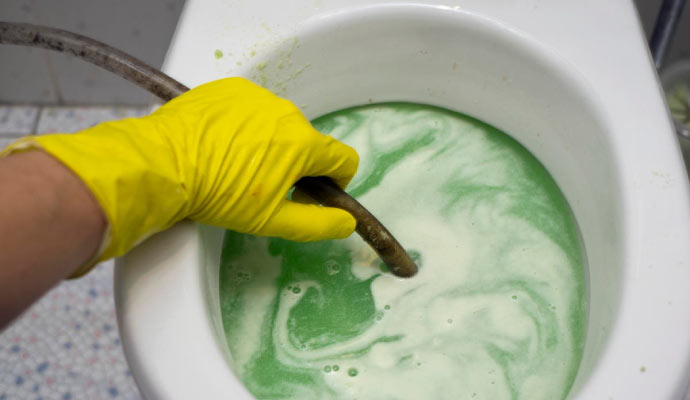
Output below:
[0,0,685,103]
[0,0,185,105]
[636,0,690,66]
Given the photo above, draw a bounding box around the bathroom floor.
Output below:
[0,105,146,400]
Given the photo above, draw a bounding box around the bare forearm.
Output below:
[0,150,106,328]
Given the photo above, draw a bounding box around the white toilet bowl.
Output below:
[114,1,690,399]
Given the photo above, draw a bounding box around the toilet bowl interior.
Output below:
[193,5,624,398]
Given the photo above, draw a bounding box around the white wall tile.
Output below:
[0,46,60,104]
[0,106,39,136]
[48,52,157,105]
[1,0,185,105]
[36,106,149,134]
[1,1,57,104]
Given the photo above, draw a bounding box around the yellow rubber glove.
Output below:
[0,78,359,277]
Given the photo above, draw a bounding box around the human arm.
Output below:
[0,78,358,329]
[0,150,106,326]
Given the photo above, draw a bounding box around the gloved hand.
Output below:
[0,78,359,277]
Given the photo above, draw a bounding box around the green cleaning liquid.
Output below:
[219,103,586,400]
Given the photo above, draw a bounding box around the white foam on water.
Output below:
[220,104,585,400]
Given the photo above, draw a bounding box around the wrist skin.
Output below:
[0,150,106,327]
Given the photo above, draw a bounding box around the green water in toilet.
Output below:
[219,103,586,400]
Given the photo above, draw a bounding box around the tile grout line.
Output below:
[30,106,43,136]
[1,105,153,139]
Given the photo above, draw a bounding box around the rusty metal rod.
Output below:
[295,177,417,277]
[0,21,418,278]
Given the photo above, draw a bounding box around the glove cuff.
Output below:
[1,119,189,277]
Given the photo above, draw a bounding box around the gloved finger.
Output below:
[291,187,318,205]
[305,134,359,190]
[260,201,356,242]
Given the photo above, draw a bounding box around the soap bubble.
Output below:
[325,260,342,275]
[234,270,251,284]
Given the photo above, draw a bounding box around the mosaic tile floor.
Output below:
[0,106,147,400]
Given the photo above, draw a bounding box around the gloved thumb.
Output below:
[259,201,356,242]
